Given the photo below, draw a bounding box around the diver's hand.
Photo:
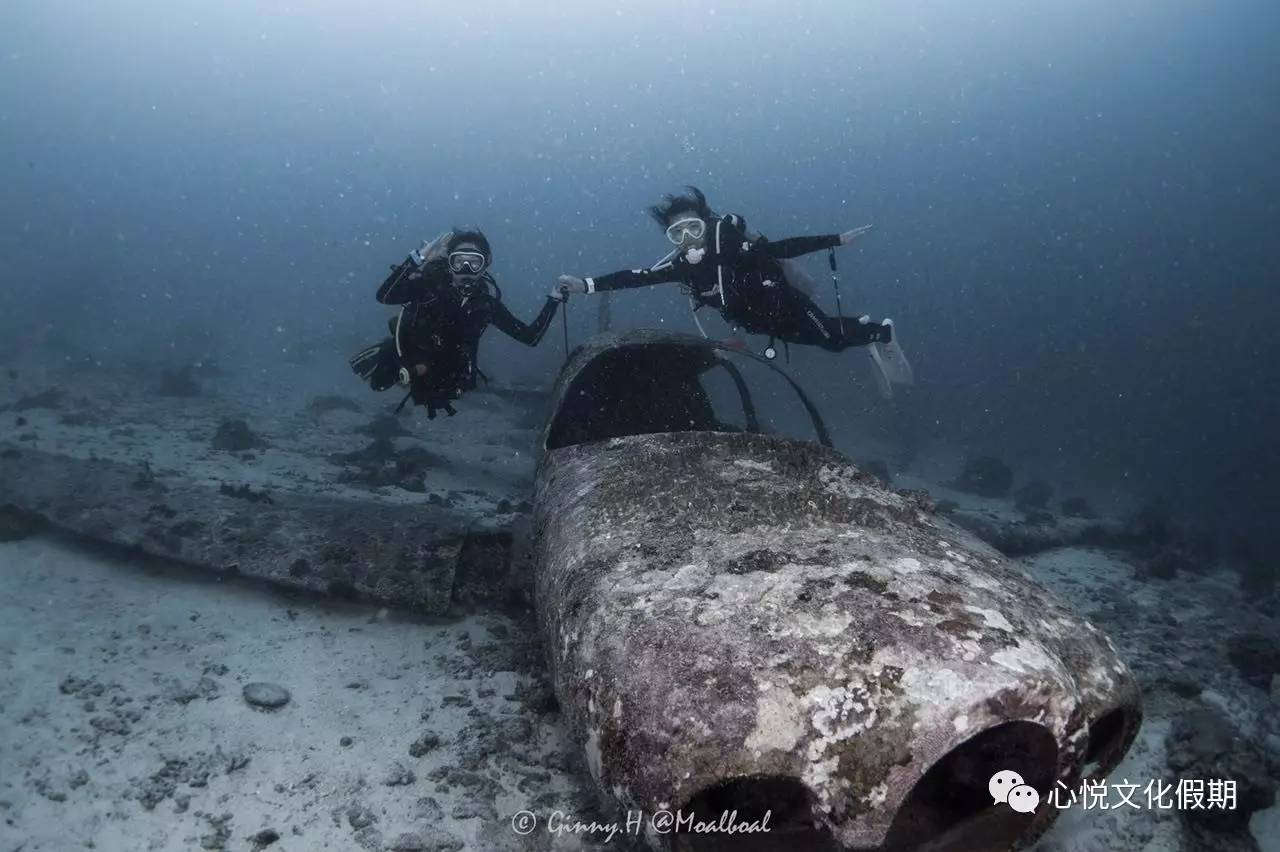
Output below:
[838,224,874,245]
[417,231,452,263]
[550,282,570,302]
[557,274,588,295]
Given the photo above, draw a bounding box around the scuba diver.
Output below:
[350,229,567,417]
[557,186,912,392]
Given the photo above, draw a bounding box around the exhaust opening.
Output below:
[1082,708,1129,777]
[675,775,839,851]
[877,720,1058,852]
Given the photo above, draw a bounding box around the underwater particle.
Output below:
[242,682,290,710]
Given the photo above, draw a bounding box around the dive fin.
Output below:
[350,343,385,380]
[349,338,401,392]
[867,345,894,400]
[873,319,914,386]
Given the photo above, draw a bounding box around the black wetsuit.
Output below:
[583,216,888,351]
[371,257,559,414]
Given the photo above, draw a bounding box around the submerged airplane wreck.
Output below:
[532,330,1141,851]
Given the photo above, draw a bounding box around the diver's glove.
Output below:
[550,282,570,302]
[557,274,588,295]
[838,224,874,245]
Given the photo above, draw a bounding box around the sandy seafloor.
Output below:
[0,356,1277,852]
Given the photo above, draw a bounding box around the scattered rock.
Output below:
[200,812,234,850]
[68,769,89,789]
[0,503,45,542]
[408,732,441,757]
[383,762,416,786]
[358,414,412,439]
[1135,548,1192,581]
[1060,497,1096,519]
[340,736,354,747]
[347,804,378,830]
[308,394,362,414]
[500,716,534,743]
[12,388,65,411]
[387,833,426,852]
[1238,560,1277,598]
[1123,504,1175,552]
[1013,480,1053,510]
[1226,633,1280,690]
[452,798,498,822]
[167,676,222,704]
[860,459,892,485]
[242,682,291,710]
[212,418,267,452]
[950,455,1014,498]
[413,797,445,822]
[60,410,101,427]
[354,827,384,851]
[33,779,66,802]
[158,366,203,398]
[90,713,131,736]
[250,828,281,848]
[218,483,275,504]
[332,438,445,492]
[1166,707,1277,842]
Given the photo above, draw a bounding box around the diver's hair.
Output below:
[646,186,713,228]
[447,227,492,259]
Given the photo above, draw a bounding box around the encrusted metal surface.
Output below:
[532,333,1140,850]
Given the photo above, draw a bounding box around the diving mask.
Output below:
[448,250,488,275]
[665,217,706,245]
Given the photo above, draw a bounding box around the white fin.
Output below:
[874,320,914,386]
[867,346,894,400]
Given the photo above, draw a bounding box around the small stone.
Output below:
[243,682,290,710]
[499,717,533,742]
[347,804,377,830]
[382,762,416,787]
[250,828,280,848]
[340,736,354,748]
[412,826,464,852]
[68,769,89,789]
[353,827,383,851]
[413,797,444,822]
[387,832,425,851]
[451,799,497,822]
[408,732,440,758]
